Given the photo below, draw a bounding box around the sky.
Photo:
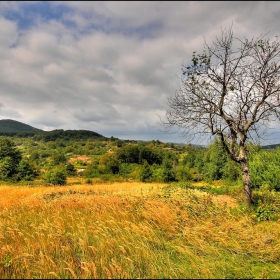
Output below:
[0,1,280,145]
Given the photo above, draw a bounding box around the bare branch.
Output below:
[160,27,280,205]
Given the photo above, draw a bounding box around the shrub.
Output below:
[252,186,280,221]
[52,152,67,165]
[250,148,280,190]
[176,165,192,181]
[44,167,67,185]
[254,203,278,221]
[162,158,176,183]
[66,163,76,176]
[140,161,153,182]
[17,160,38,181]
[82,163,100,178]
[100,154,120,174]
[0,138,22,180]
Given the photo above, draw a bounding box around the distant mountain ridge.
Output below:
[0,119,280,147]
[0,119,106,140]
[261,143,280,149]
[0,119,42,133]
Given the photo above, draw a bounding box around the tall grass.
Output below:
[0,182,279,278]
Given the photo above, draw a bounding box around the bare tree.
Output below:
[162,28,280,205]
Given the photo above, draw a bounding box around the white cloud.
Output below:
[0,16,18,48]
[0,1,279,143]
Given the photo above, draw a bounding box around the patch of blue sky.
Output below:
[3,1,162,40]
[3,1,75,30]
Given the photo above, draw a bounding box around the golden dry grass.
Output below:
[0,182,279,279]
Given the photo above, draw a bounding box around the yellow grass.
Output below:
[0,182,279,279]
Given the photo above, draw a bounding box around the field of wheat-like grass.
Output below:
[0,182,280,279]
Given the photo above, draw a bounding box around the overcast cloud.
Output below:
[0,1,280,144]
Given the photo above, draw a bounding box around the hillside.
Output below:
[261,143,280,149]
[33,129,106,141]
[0,119,106,140]
[0,119,42,133]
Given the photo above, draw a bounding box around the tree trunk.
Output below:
[240,159,254,205]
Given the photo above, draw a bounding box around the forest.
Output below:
[1,133,280,188]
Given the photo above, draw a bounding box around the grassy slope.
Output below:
[0,182,279,279]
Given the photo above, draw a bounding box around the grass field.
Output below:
[0,182,280,279]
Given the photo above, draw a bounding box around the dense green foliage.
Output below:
[17,159,38,181]
[0,130,279,192]
[117,145,163,164]
[33,129,106,142]
[0,138,38,181]
[43,166,67,185]
[140,160,153,182]
[0,138,22,180]
[249,148,280,191]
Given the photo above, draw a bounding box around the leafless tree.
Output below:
[162,28,280,205]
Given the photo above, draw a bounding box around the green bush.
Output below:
[82,163,100,178]
[0,138,22,180]
[252,186,280,221]
[99,154,120,174]
[51,152,67,165]
[17,159,38,181]
[43,167,67,185]
[0,157,17,180]
[66,163,76,176]
[250,148,280,190]
[254,203,278,221]
[140,161,153,182]
[162,158,176,183]
[203,140,228,181]
[119,163,135,176]
[176,165,192,181]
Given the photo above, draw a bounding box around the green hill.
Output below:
[33,129,106,141]
[261,143,280,149]
[0,119,107,140]
[0,119,42,133]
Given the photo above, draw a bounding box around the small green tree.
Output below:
[52,152,67,166]
[66,163,76,176]
[140,161,153,182]
[0,138,22,180]
[203,139,228,181]
[17,159,38,181]
[176,165,192,181]
[100,153,120,174]
[162,157,176,182]
[250,148,280,190]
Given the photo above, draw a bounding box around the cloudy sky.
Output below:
[0,1,280,144]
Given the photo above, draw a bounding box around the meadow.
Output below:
[0,181,280,279]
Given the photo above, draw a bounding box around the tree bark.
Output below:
[240,159,254,205]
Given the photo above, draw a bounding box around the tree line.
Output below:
[1,136,280,193]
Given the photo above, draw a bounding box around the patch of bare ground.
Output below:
[69,155,91,163]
